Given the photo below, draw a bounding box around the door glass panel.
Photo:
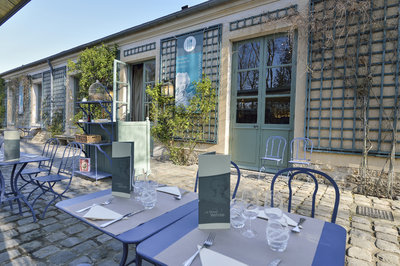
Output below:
[266,36,292,66]
[265,66,291,94]
[265,97,290,124]
[238,41,260,69]
[144,62,156,83]
[236,98,257,123]
[237,71,259,96]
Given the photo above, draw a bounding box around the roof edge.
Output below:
[0,0,231,77]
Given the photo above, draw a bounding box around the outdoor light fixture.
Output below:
[161,80,174,97]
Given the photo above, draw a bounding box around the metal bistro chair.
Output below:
[289,137,313,166]
[20,138,60,196]
[271,167,340,223]
[259,136,287,178]
[31,142,83,218]
[194,161,241,199]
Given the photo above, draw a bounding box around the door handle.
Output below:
[253,125,259,129]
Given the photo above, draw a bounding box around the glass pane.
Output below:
[237,71,259,96]
[265,66,291,94]
[265,97,290,124]
[266,36,292,66]
[238,41,260,69]
[237,98,257,123]
[144,61,155,82]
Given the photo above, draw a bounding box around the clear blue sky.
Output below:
[0,0,205,73]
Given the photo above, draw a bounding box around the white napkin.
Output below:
[198,246,248,266]
[156,186,181,197]
[83,205,122,220]
[257,209,297,227]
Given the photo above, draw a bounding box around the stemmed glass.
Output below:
[264,190,283,221]
[241,189,259,238]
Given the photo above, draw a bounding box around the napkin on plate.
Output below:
[257,210,297,227]
[83,205,122,220]
[156,186,181,197]
[198,246,248,266]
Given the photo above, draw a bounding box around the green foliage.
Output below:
[67,43,118,100]
[0,78,6,127]
[146,77,216,165]
[48,110,64,137]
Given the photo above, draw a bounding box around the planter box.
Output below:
[75,134,101,143]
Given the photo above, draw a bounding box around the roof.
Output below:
[0,0,30,26]
[0,0,231,77]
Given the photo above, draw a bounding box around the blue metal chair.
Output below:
[259,136,287,177]
[20,138,60,195]
[270,167,340,223]
[31,142,83,218]
[194,161,241,199]
[289,137,313,166]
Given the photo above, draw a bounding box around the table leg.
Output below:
[12,163,37,222]
[119,243,129,266]
[10,165,22,212]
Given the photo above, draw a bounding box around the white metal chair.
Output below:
[289,137,313,166]
[258,136,287,178]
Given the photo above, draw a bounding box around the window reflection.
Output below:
[238,41,260,69]
[145,62,156,82]
[265,97,290,124]
[238,71,259,96]
[266,66,291,93]
[237,98,257,123]
[266,36,292,66]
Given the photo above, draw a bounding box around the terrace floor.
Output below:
[0,141,399,265]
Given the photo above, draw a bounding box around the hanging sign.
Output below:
[175,32,203,106]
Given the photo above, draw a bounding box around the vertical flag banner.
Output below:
[175,32,203,106]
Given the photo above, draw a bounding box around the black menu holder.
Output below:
[198,152,231,229]
[112,142,134,198]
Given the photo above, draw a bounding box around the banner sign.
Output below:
[175,32,203,106]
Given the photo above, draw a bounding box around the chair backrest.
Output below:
[263,136,287,163]
[194,161,241,199]
[57,142,83,177]
[39,138,60,171]
[271,167,340,223]
[289,137,313,164]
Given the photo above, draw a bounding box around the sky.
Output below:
[0,0,205,74]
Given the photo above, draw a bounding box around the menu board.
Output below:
[198,153,231,229]
[4,130,20,161]
[112,142,134,198]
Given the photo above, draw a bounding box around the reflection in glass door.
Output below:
[231,34,296,171]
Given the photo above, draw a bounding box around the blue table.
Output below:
[137,211,346,266]
[0,152,50,222]
[56,189,198,266]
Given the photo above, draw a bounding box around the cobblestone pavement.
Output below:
[0,142,399,265]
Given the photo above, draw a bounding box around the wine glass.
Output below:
[241,189,259,238]
[264,190,283,221]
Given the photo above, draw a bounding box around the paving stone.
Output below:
[17,216,35,226]
[376,239,400,253]
[37,217,57,226]
[346,257,371,266]
[19,230,42,242]
[376,262,395,266]
[374,225,398,235]
[349,229,375,241]
[65,224,87,235]
[349,237,375,250]
[76,228,102,239]
[17,223,40,234]
[48,250,77,265]
[352,222,373,232]
[0,249,21,264]
[41,222,64,233]
[351,216,371,225]
[0,229,18,240]
[375,232,399,244]
[0,239,19,252]
[96,234,113,244]
[19,240,42,253]
[46,231,68,243]
[3,255,37,266]
[68,255,92,266]
[71,240,98,254]
[347,246,372,262]
[0,224,15,232]
[376,251,400,265]
[32,245,61,259]
[60,237,82,248]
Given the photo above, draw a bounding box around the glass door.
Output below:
[113,59,131,122]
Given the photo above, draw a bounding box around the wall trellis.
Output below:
[305,0,400,157]
[160,24,222,143]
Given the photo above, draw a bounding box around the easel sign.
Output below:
[198,152,231,229]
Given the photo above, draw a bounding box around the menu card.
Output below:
[198,152,231,229]
[112,142,134,198]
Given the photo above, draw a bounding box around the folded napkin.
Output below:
[83,205,122,220]
[198,246,248,266]
[257,209,297,227]
[156,186,181,197]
